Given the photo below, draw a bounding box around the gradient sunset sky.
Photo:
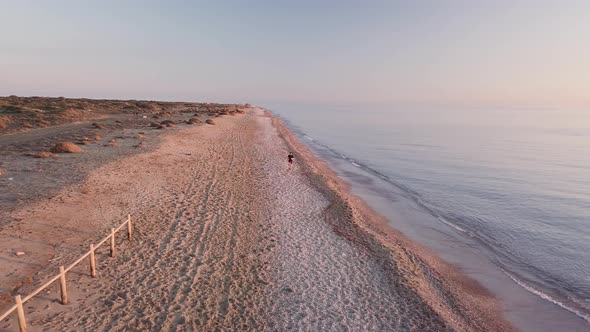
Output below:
[1,1,589,108]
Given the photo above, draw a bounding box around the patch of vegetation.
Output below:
[0,95,250,134]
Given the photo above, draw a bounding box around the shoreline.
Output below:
[271,112,514,332]
[1,107,514,330]
[270,109,590,331]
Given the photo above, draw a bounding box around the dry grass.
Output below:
[59,109,86,119]
[0,116,10,129]
[50,142,83,153]
[0,96,250,134]
[150,122,165,129]
[186,118,202,125]
[33,151,54,158]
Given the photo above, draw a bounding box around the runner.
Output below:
[287,152,294,169]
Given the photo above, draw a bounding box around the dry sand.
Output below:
[0,108,513,331]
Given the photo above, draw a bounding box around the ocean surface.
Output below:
[266,103,590,331]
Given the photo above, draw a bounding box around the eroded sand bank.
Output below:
[1,108,513,331]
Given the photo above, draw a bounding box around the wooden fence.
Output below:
[0,214,133,332]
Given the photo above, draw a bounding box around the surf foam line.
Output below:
[501,269,590,325]
[276,117,590,326]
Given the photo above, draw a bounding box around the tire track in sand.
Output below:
[152,125,242,329]
[168,131,244,329]
[100,161,212,329]
[30,113,271,332]
[101,122,239,330]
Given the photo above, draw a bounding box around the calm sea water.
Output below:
[266,103,590,331]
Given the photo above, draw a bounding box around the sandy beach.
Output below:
[0,107,514,331]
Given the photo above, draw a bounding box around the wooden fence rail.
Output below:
[0,214,132,332]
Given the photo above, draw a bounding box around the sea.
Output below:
[265,102,590,332]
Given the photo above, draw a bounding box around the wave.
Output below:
[280,120,590,325]
[501,269,590,324]
[285,123,487,239]
[437,216,467,233]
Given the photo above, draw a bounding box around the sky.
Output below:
[1,1,589,108]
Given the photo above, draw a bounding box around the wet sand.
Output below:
[1,108,513,331]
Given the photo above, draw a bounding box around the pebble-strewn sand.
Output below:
[0,108,513,331]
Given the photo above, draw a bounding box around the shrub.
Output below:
[0,116,10,129]
[33,151,54,158]
[186,118,201,125]
[50,142,83,153]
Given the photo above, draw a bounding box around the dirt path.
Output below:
[1,109,509,331]
[0,121,96,146]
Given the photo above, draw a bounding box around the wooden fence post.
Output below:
[0,214,136,326]
[127,214,132,241]
[15,295,27,332]
[110,228,116,257]
[89,244,97,278]
[59,266,68,305]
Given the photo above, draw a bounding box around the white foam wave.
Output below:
[351,162,360,167]
[571,296,590,312]
[502,269,590,324]
[304,135,314,141]
[437,216,467,233]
